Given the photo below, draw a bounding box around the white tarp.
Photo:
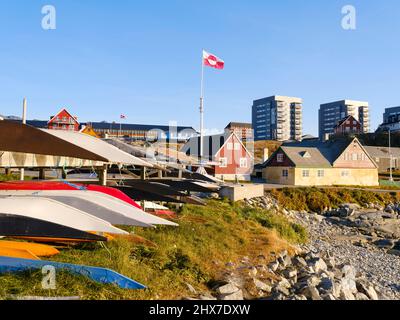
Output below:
[42,129,153,167]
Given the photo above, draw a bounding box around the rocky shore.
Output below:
[186,194,400,301]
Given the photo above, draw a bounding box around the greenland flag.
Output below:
[203,50,225,70]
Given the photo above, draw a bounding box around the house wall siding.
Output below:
[334,142,376,168]
[264,167,379,186]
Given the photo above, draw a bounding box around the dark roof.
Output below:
[181,133,228,158]
[8,119,195,132]
[225,122,252,129]
[85,122,196,132]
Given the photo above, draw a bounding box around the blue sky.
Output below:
[0,0,399,136]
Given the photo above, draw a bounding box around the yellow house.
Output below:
[262,138,379,186]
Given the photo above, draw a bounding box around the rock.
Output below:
[322,294,336,300]
[283,268,298,280]
[268,260,279,272]
[387,249,400,257]
[342,265,357,280]
[308,258,328,274]
[199,295,217,301]
[355,293,370,300]
[225,262,235,268]
[220,290,244,300]
[373,239,395,250]
[273,278,291,296]
[253,279,272,293]
[302,286,322,300]
[216,283,240,295]
[293,256,308,268]
[356,280,379,300]
[340,289,356,300]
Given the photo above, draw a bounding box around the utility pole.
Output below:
[389,128,394,182]
[20,98,27,181]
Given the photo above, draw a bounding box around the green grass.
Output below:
[270,187,399,213]
[0,200,306,300]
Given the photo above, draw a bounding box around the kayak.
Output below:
[0,241,59,257]
[0,197,127,235]
[0,256,146,290]
[0,248,40,260]
[0,181,142,209]
[0,190,178,227]
[0,213,107,242]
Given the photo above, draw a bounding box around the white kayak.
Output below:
[0,197,127,235]
[0,190,178,227]
[143,201,169,210]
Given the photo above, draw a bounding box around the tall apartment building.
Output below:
[252,96,303,141]
[319,100,370,141]
[383,106,400,124]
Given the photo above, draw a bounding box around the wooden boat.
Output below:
[0,214,107,242]
[0,181,142,209]
[0,248,40,260]
[116,185,186,203]
[0,190,178,227]
[0,241,59,257]
[0,197,127,235]
[0,256,146,290]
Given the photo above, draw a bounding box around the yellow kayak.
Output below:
[0,247,40,260]
[0,241,59,257]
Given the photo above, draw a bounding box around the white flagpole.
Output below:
[200,51,205,161]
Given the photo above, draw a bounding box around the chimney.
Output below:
[263,148,269,163]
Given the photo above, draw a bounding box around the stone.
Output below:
[341,277,357,295]
[355,293,370,301]
[340,289,356,300]
[268,261,280,272]
[309,258,328,274]
[342,265,357,280]
[253,279,272,293]
[199,295,217,301]
[373,239,395,250]
[293,256,308,268]
[387,249,400,257]
[323,294,336,300]
[283,268,298,280]
[220,290,244,300]
[216,283,240,295]
[356,280,379,300]
[302,286,321,300]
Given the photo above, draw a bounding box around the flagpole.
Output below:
[200,51,205,161]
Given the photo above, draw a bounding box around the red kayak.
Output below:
[0,181,142,209]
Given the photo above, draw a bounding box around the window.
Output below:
[240,158,247,168]
[317,170,325,178]
[282,170,289,178]
[302,170,310,178]
[227,143,233,150]
[277,153,284,163]
[341,170,350,177]
[234,143,241,151]
[220,158,228,168]
[375,157,380,163]
[352,153,358,161]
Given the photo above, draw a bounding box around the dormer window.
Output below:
[277,153,284,163]
[300,151,311,158]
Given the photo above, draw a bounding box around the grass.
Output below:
[0,200,306,300]
[270,187,400,213]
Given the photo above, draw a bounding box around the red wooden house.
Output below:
[181,132,254,181]
[334,115,361,136]
[48,109,80,131]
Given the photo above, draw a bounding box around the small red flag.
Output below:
[203,50,224,70]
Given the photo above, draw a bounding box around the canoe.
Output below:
[0,190,178,227]
[116,186,186,203]
[0,241,59,257]
[149,179,219,193]
[0,248,40,260]
[0,181,142,209]
[0,214,107,242]
[0,256,146,290]
[143,201,169,211]
[0,197,127,235]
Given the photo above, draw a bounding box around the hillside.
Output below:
[0,200,306,300]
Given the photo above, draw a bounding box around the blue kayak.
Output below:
[0,256,146,290]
